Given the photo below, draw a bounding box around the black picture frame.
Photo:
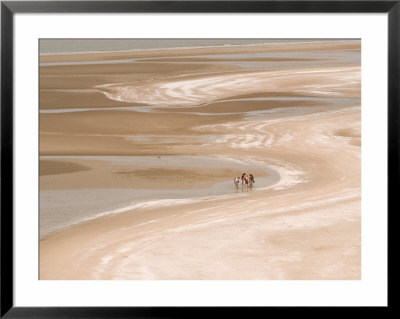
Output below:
[1,1,397,317]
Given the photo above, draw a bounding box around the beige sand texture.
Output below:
[39,40,361,280]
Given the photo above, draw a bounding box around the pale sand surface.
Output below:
[39,40,361,280]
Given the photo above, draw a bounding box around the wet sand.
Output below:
[39,40,361,280]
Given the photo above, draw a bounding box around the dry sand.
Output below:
[39,40,361,280]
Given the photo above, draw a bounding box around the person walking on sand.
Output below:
[249,174,255,188]
[234,176,240,189]
[244,174,249,191]
[241,173,246,185]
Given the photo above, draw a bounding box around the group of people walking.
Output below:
[234,173,255,190]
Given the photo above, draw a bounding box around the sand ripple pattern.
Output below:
[98,66,360,106]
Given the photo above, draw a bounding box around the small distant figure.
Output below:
[241,173,246,185]
[249,174,255,188]
[243,174,249,191]
[234,176,240,189]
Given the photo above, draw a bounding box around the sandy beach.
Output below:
[39,40,361,280]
